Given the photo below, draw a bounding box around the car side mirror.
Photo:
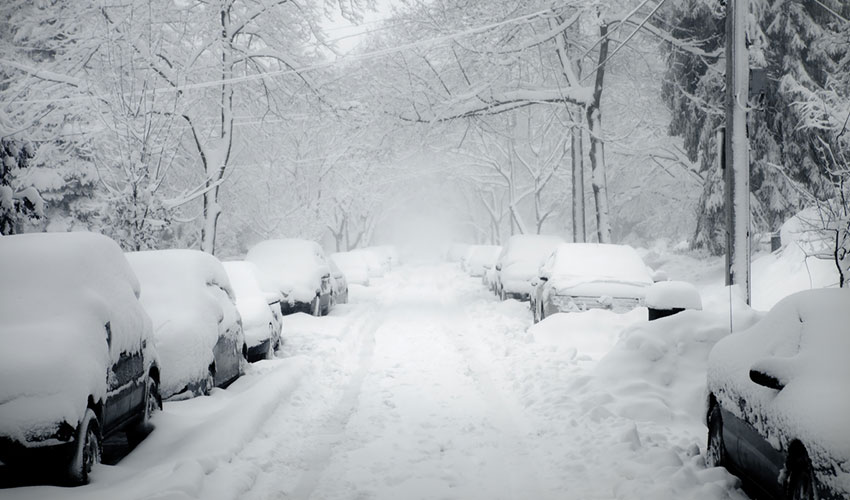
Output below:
[749,368,785,391]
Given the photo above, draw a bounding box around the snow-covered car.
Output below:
[494,234,564,301]
[446,243,471,263]
[531,243,654,322]
[350,248,386,278]
[0,232,161,485]
[705,288,850,500]
[247,239,333,316]
[365,245,398,270]
[329,259,349,306]
[462,244,502,277]
[223,261,282,362]
[126,250,245,400]
[330,251,371,286]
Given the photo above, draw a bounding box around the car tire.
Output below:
[705,400,726,468]
[66,408,101,485]
[204,363,216,395]
[128,373,162,447]
[786,449,817,500]
[266,323,276,359]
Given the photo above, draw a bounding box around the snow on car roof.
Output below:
[222,261,265,300]
[548,243,653,284]
[0,232,153,441]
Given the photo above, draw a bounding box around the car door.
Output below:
[104,322,145,432]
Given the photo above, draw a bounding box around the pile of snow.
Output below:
[246,239,330,304]
[0,232,153,444]
[446,243,471,262]
[708,288,850,496]
[751,215,839,310]
[590,291,760,424]
[529,308,647,359]
[127,249,242,399]
[330,251,370,286]
[645,281,702,310]
[222,261,276,349]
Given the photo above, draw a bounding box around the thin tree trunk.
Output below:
[571,123,586,242]
[586,23,612,244]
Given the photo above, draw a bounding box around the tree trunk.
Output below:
[586,24,612,244]
[571,123,586,242]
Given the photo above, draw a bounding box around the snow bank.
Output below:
[645,281,702,310]
[247,239,330,304]
[0,232,153,444]
[529,309,647,359]
[127,250,242,399]
[223,261,275,348]
[708,288,850,495]
[591,292,760,424]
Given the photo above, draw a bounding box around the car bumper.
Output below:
[0,434,77,468]
[246,338,272,362]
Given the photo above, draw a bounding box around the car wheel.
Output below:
[266,324,276,359]
[786,449,817,500]
[204,363,216,395]
[66,408,101,485]
[705,400,726,468]
[128,373,162,446]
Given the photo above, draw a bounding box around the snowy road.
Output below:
[0,264,747,500]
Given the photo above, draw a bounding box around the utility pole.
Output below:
[725,0,751,304]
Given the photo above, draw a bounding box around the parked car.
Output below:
[328,259,349,306]
[494,234,564,301]
[705,288,850,500]
[330,251,371,286]
[365,245,398,270]
[0,232,160,485]
[350,248,386,278]
[462,245,502,278]
[247,239,333,316]
[126,250,245,400]
[531,243,654,322]
[446,243,471,263]
[223,261,282,362]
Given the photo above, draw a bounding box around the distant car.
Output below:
[350,248,386,278]
[446,243,471,263]
[705,288,850,500]
[223,261,282,362]
[531,243,654,322]
[365,245,399,270]
[126,250,245,400]
[330,251,371,286]
[462,245,502,278]
[494,234,564,301]
[0,232,161,485]
[329,258,349,306]
[247,239,333,316]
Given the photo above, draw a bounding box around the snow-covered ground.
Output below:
[0,249,834,500]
